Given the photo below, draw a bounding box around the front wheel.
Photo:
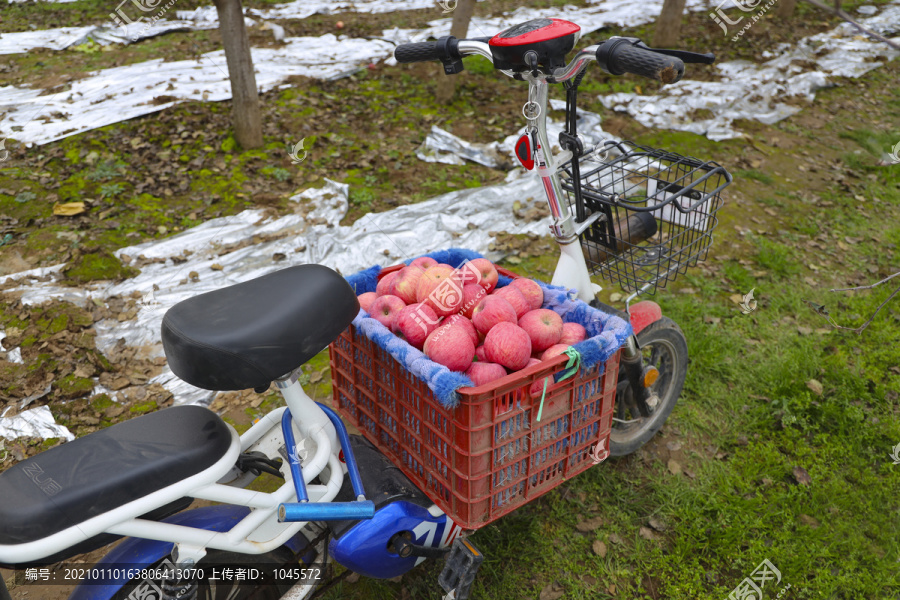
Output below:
[608,317,688,457]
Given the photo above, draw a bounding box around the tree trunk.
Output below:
[775,0,798,18]
[213,0,263,149]
[652,0,687,49]
[435,0,477,105]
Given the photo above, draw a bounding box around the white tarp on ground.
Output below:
[5,175,557,405]
[0,406,75,442]
[0,20,222,55]
[2,1,899,146]
[0,0,459,55]
[0,35,393,146]
[599,3,900,140]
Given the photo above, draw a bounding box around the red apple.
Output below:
[376,271,399,297]
[484,322,531,371]
[541,344,569,361]
[474,344,487,362]
[393,303,439,349]
[560,322,587,345]
[424,324,475,372]
[358,292,377,313]
[443,314,478,347]
[410,256,438,271]
[370,295,405,329]
[464,362,508,387]
[493,285,529,319]
[518,309,563,352]
[390,266,424,305]
[416,264,463,317]
[459,258,498,292]
[510,278,544,311]
[460,283,487,319]
[471,296,517,336]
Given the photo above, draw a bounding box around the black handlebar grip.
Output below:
[395,42,441,64]
[599,41,685,84]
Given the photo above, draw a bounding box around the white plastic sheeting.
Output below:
[0,0,449,55]
[0,406,75,442]
[4,0,899,146]
[0,332,24,365]
[0,20,220,55]
[0,34,394,146]
[600,2,900,140]
[6,175,558,405]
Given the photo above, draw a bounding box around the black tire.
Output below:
[608,317,688,457]
[109,545,322,600]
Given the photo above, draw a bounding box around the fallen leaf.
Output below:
[539,583,565,600]
[309,370,324,384]
[609,292,623,302]
[608,533,623,545]
[792,466,812,486]
[210,263,224,271]
[666,441,682,452]
[639,527,658,541]
[729,294,743,304]
[799,514,820,528]
[806,379,824,396]
[667,460,682,475]
[703,316,721,325]
[576,516,604,532]
[53,202,86,216]
[592,540,607,557]
[648,517,667,532]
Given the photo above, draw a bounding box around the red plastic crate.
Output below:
[329,270,621,530]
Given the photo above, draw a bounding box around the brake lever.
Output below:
[634,41,715,64]
[607,37,715,65]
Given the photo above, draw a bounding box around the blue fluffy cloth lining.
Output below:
[344,249,632,408]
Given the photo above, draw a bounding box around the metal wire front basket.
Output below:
[559,141,731,296]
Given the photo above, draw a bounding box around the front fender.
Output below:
[68,505,250,600]
[629,300,662,335]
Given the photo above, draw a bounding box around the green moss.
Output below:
[91,394,114,412]
[41,438,60,449]
[129,400,157,414]
[55,374,94,399]
[223,416,252,435]
[63,251,139,284]
[221,136,237,153]
[47,313,69,335]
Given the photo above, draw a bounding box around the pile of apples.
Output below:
[358,257,587,388]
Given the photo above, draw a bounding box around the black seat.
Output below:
[162,264,359,391]
[0,405,232,547]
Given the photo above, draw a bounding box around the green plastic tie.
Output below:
[536,347,582,423]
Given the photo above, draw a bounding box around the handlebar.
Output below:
[394,36,691,84]
[395,41,444,64]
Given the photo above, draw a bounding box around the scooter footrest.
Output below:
[438,538,483,600]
